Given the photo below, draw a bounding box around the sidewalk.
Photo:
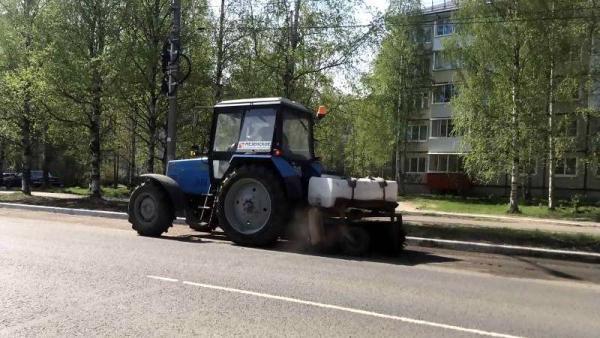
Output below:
[0,190,127,202]
[398,201,600,236]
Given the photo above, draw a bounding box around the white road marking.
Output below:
[147,275,179,283]
[146,275,523,338]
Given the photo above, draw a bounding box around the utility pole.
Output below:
[214,0,226,102]
[167,0,181,162]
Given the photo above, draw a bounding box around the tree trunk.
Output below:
[395,91,406,194]
[508,81,519,214]
[583,113,590,193]
[0,142,4,179]
[21,110,32,196]
[509,158,520,213]
[128,115,137,187]
[113,152,119,189]
[21,1,33,196]
[508,10,521,214]
[146,99,157,173]
[89,68,102,199]
[548,61,555,209]
[42,136,51,189]
[0,142,4,188]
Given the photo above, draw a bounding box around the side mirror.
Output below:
[316,105,327,120]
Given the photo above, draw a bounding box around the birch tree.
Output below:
[366,0,428,190]
[448,0,544,213]
[47,0,123,198]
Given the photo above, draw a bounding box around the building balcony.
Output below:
[428,137,465,153]
[422,0,458,14]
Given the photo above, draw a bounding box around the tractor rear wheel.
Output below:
[130,182,174,237]
[217,164,289,247]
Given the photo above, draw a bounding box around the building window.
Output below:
[435,18,454,36]
[572,84,581,101]
[411,91,430,110]
[421,58,431,76]
[432,83,455,104]
[564,117,578,137]
[407,124,428,142]
[429,154,463,173]
[414,26,432,43]
[422,26,432,43]
[431,119,454,138]
[555,157,577,177]
[557,77,581,102]
[568,45,582,62]
[406,156,427,173]
[433,51,456,71]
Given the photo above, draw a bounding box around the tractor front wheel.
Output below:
[130,182,174,237]
[217,165,289,247]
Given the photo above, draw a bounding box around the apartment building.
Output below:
[403,0,600,198]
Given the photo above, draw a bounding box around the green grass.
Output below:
[405,223,600,253]
[60,185,131,199]
[0,192,30,202]
[404,195,600,222]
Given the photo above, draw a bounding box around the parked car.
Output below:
[2,171,63,188]
[30,170,63,188]
[2,173,21,188]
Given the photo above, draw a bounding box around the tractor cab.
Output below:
[209,97,318,184]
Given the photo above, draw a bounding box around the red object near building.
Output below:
[426,173,472,194]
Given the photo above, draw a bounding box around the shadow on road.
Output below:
[161,230,600,284]
[161,231,460,267]
[510,256,583,281]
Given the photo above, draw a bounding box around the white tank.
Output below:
[308,176,398,209]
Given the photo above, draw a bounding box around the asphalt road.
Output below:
[1,209,600,337]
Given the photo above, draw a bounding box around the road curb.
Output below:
[0,202,190,224]
[0,202,129,220]
[1,202,598,262]
[407,236,600,263]
[399,209,600,228]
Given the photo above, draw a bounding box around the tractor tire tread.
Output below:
[130,181,174,237]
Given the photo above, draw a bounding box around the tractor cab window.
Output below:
[282,111,312,160]
[238,108,276,152]
[214,112,242,152]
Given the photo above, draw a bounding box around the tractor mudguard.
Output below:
[137,174,187,213]
[229,155,303,200]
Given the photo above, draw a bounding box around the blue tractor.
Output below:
[128,98,404,254]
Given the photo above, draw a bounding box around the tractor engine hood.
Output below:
[166,158,211,195]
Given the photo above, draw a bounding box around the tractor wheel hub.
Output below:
[224,178,271,235]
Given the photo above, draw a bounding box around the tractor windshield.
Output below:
[238,108,276,152]
[213,112,242,152]
[282,111,312,160]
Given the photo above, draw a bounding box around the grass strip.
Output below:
[0,192,127,212]
[404,223,600,253]
[405,195,600,222]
